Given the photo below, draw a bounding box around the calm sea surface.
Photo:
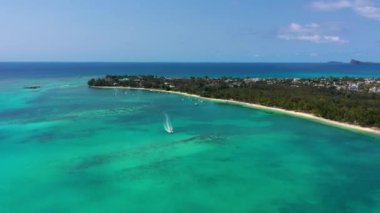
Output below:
[1,62,380,78]
[0,63,380,212]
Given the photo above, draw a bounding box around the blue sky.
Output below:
[0,0,379,62]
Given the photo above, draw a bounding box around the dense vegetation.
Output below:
[89,75,380,128]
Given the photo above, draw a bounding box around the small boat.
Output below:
[163,113,174,134]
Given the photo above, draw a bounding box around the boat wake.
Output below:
[163,113,174,134]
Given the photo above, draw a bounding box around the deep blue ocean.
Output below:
[1,62,380,78]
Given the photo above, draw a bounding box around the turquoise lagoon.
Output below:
[1,76,380,213]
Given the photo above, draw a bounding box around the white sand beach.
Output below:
[91,86,380,137]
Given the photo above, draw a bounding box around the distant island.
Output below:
[88,75,380,134]
[325,59,379,64]
[350,59,380,65]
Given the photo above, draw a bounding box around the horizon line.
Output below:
[0,61,353,64]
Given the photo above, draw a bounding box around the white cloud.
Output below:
[311,0,352,10]
[311,0,380,21]
[278,23,348,44]
[354,4,380,20]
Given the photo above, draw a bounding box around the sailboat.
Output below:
[163,113,174,134]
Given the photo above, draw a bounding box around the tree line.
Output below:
[88,75,380,128]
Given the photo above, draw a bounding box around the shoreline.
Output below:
[91,86,380,137]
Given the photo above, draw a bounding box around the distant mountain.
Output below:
[350,59,380,65]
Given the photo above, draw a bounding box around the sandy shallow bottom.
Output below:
[0,78,380,213]
[93,86,380,137]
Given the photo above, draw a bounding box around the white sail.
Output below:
[163,113,174,134]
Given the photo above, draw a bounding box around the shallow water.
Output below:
[0,77,379,213]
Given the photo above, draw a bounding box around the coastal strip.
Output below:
[91,86,380,137]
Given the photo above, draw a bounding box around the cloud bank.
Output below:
[278,23,348,44]
[311,0,380,21]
